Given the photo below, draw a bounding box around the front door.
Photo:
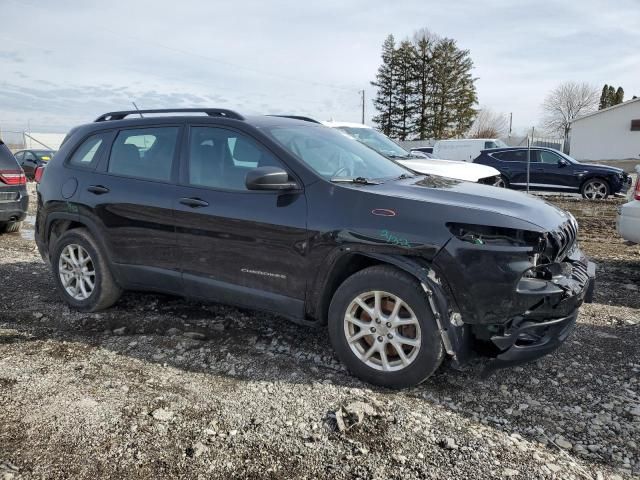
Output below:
[532,149,577,191]
[173,125,308,318]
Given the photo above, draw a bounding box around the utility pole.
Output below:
[526,126,534,194]
[508,112,512,138]
[360,90,365,124]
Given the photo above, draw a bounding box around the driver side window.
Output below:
[188,126,286,191]
[537,150,562,165]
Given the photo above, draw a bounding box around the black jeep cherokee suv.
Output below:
[36,109,595,388]
[473,146,631,199]
[0,139,28,233]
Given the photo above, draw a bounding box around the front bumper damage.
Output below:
[483,256,595,373]
[431,229,595,373]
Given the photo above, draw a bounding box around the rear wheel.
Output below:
[51,228,122,312]
[1,221,22,233]
[328,265,444,388]
[581,178,609,200]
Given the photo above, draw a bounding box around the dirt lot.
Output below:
[1,185,639,479]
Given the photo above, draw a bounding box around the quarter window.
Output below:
[108,127,179,182]
[188,127,284,190]
[69,133,108,169]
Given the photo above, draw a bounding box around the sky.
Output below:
[1,0,639,136]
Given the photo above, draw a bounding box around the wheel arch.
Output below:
[309,250,445,325]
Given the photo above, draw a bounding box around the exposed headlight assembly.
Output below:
[446,222,546,250]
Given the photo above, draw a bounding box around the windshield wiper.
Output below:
[395,173,415,180]
[330,176,382,185]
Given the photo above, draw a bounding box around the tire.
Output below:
[581,178,609,200]
[494,175,508,188]
[1,221,22,233]
[51,228,122,312]
[328,265,444,388]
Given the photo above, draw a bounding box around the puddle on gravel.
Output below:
[20,215,36,241]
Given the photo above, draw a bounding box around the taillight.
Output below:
[34,166,45,183]
[634,177,640,201]
[0,170,26,185]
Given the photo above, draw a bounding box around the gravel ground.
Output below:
[1,184,638,479]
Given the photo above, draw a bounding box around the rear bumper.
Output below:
[0,192,29,223]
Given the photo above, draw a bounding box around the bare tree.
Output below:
[541,81,599,139]
[468,108,508,138]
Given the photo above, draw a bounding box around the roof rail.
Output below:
[94,108,245,122]
[267,115,322,124]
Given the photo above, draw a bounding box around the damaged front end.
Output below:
[433,215,596,371]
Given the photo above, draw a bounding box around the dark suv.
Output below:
[0,140,28,233]
[473,147,631,199]
[36,109,595,388]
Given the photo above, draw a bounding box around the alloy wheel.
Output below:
[58,244,96,301]
[583,181,607,200]
[343,291,421,371]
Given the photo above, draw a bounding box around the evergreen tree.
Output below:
[599,84,609,110]
[390,40,418,140]
[412,30,437,140]
[371,35,398,136]
[607,85,616,107]
[370,30,478,140]
[428,38,477,139]
[614,86,624,105]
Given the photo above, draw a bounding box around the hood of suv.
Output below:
[367,176,571,231]
[575,162,624,175]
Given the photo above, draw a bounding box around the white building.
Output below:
[570,97,640,161]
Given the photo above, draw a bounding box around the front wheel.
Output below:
[51,228,122,312]
[581,178,609,200]
[328,265,444,388]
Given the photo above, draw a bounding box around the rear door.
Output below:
[490,150,532,187]
[79,125,183,292]
[173,124,308,317]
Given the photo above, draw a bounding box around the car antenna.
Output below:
[132,102,144,118]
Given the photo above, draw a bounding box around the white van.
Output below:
[433,138,508,162]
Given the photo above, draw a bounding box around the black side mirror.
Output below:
[245,166,298,191]
[558,159,568,167]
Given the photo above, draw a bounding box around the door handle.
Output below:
[179,197,209,208]
[87,185,110,194]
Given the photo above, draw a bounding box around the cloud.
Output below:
[0,0,638,133]
[0,51,24,63]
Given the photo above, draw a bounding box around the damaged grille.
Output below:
[549,219,577,261]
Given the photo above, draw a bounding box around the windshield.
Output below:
[335,126,410,158]
[556,150,579,164]
[35,151,55,161]
[265,125,412,181]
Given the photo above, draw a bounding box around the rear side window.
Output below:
[108,127,179,182]
[492,150,529,162]
[69,133,108,169]
[0,142,19,169]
